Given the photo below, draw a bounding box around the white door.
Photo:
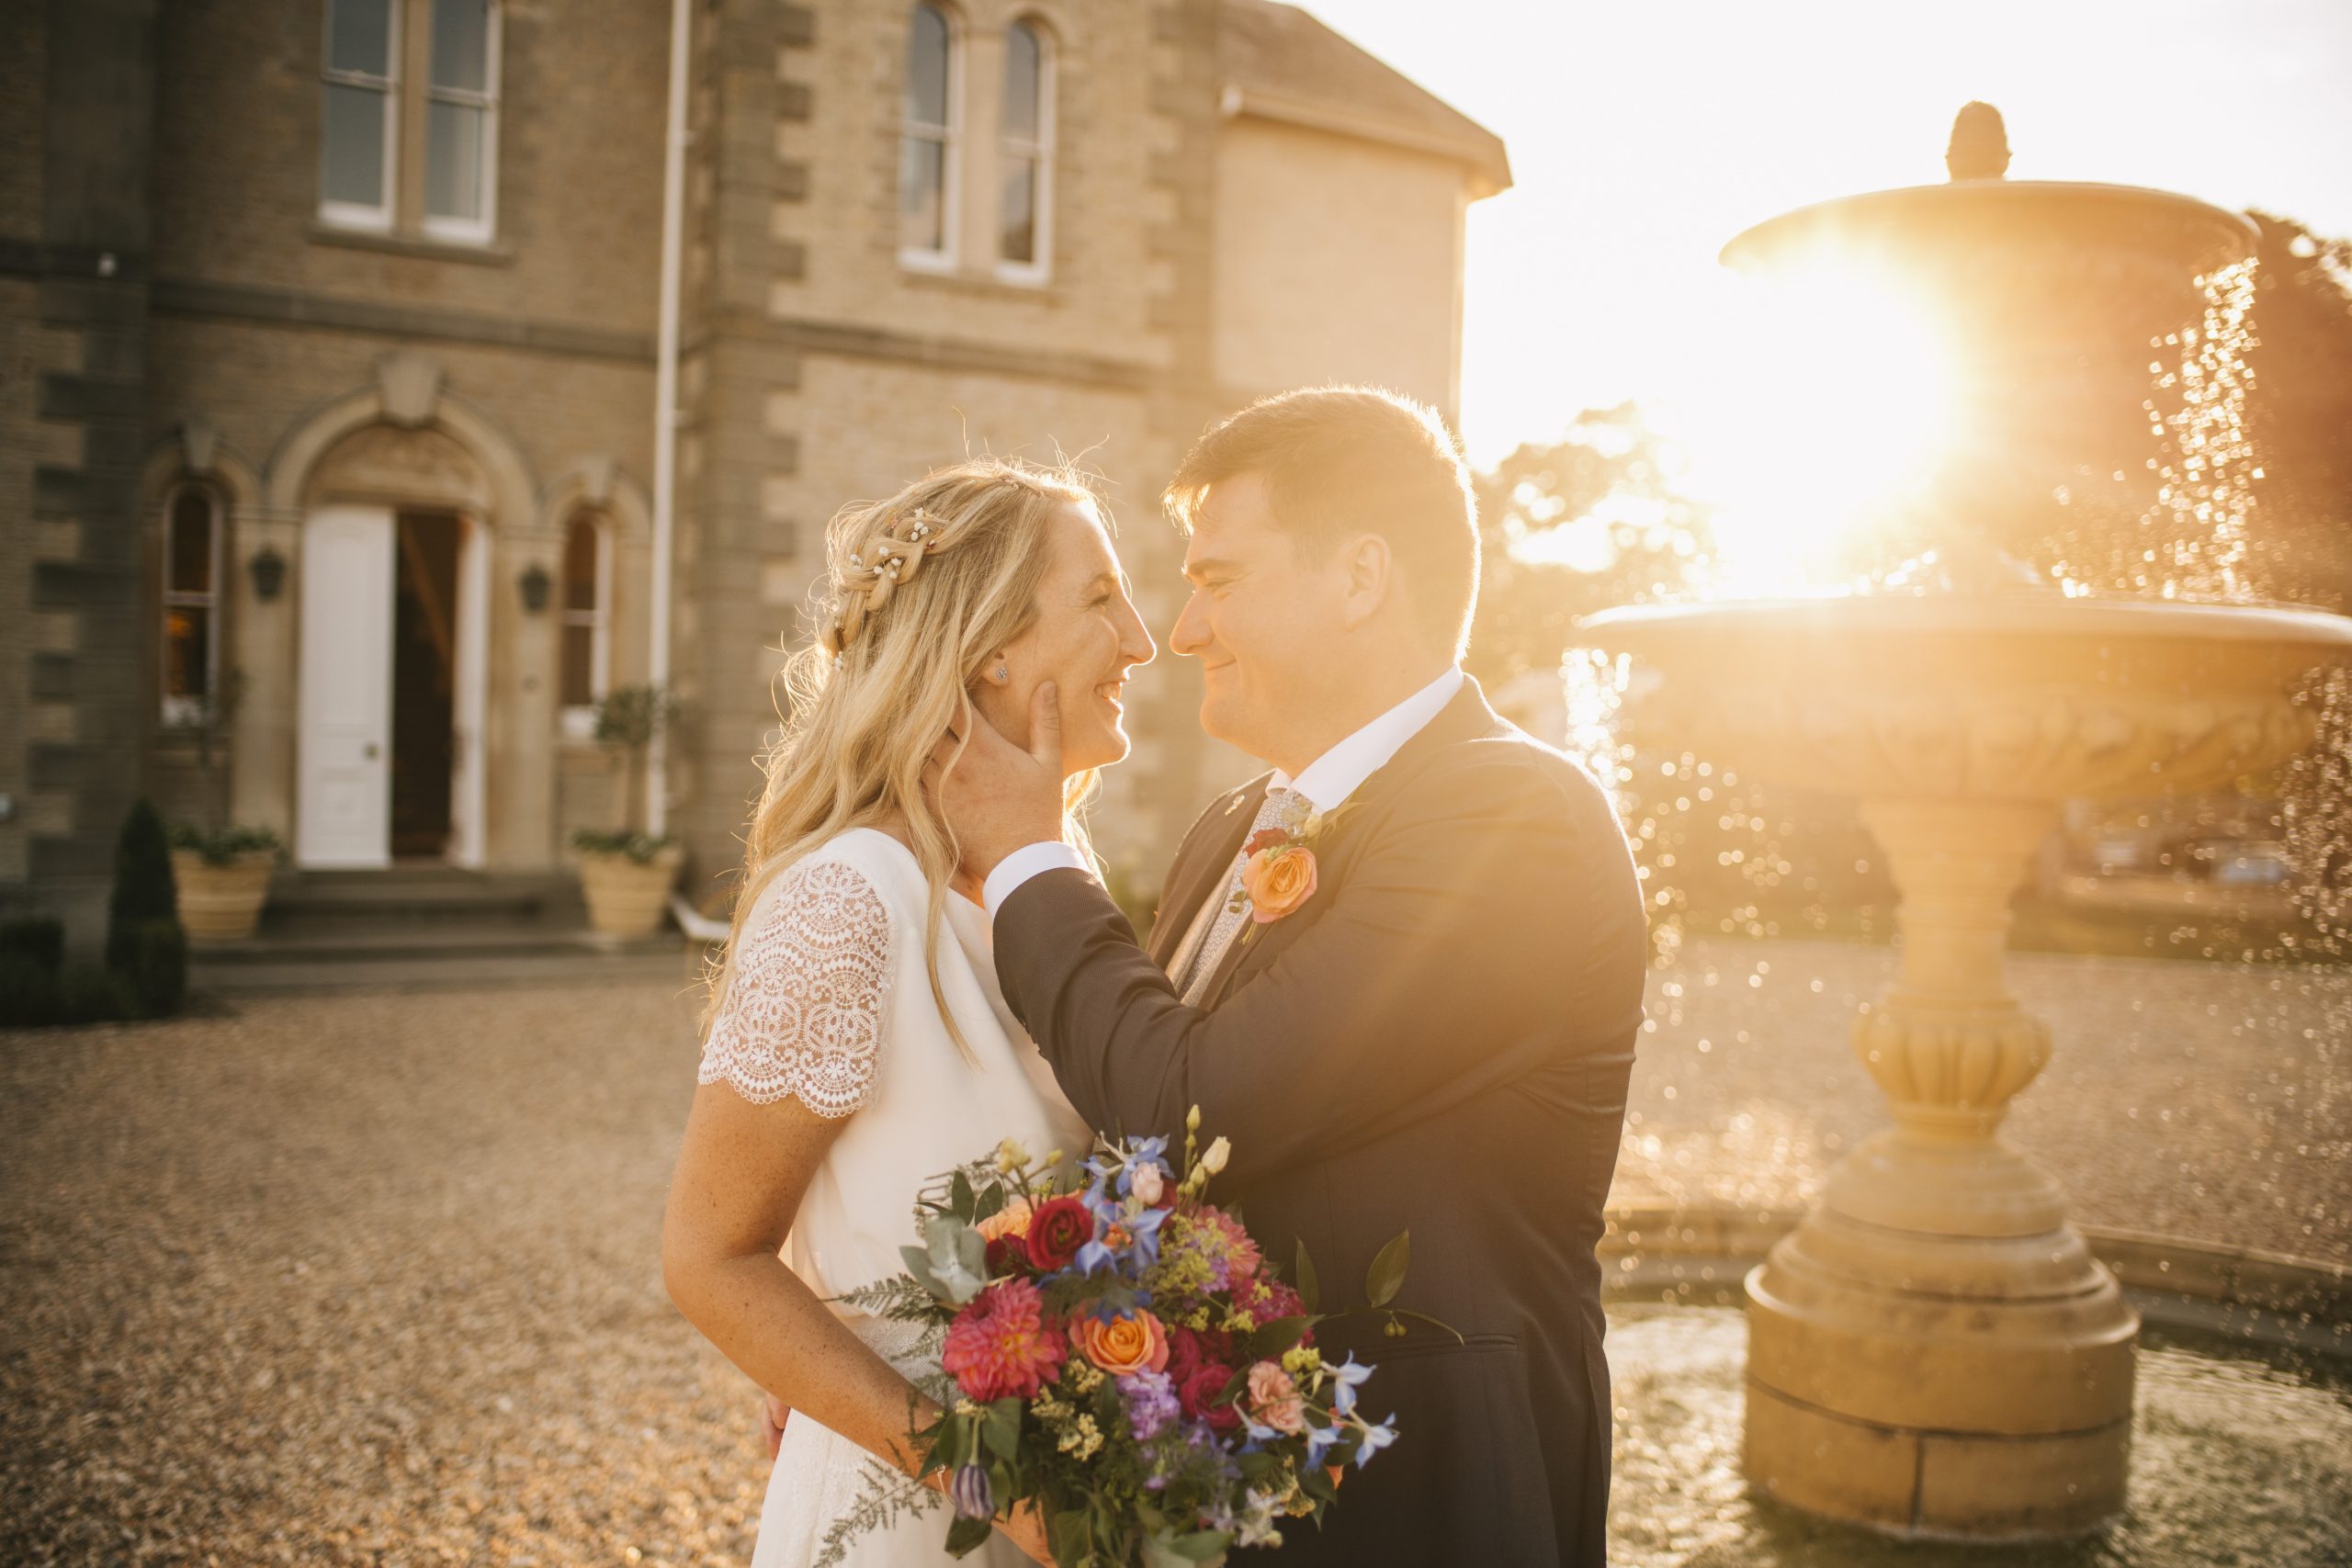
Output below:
[297,505,395,867]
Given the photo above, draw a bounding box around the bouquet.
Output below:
[820,1110,1431,1567]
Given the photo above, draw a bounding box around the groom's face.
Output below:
[1173,472,1349,765]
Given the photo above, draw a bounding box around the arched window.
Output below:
[997,17,1054,281]
[560,513,610,730]
[162,487,223,727]
[899,3,958,266]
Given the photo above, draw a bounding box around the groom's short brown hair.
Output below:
[1165,386,1480,658]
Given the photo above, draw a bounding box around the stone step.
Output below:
[188,944,706,997]
[260,868,567,925]
[188,921,681,966]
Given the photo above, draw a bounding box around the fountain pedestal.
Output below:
[1744,795,2136,1536]
[1582,592,2352,1538]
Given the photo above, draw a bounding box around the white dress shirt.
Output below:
[981,665,1466,919]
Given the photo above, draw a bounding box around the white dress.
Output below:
[695,829,1092,1568]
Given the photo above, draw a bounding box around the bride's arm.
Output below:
[662,1087,936,1477]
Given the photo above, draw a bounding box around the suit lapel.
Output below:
[1198,678,1507,1011]
[1147,778,1270,970]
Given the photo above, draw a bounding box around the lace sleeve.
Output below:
[697,859,895,1117]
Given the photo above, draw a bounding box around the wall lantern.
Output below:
[518,562,553,615]
[248,546,288,603]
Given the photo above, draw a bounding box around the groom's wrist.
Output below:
[982,841,1092,919]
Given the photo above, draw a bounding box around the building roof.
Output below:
[1218,1,1513,198]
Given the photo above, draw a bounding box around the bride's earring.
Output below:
[993,662,1010,684]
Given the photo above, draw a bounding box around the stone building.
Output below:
[1,0,1507,948]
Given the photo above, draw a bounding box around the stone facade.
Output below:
[0,0,1506,947]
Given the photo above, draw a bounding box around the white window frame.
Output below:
[319,0,402,232]
[994,17,1056,286]
[420,0,503,246]
[558,513,611,743]
[898,2,963,274]
[161,485,225,729]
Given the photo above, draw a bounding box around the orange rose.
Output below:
[977,1197,1034,1243]
[1070,1308,1170,1376]
[1241,845,1317,924]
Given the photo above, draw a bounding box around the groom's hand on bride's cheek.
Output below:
[926,682,1068,877]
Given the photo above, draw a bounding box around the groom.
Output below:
[943,387,1646,1565]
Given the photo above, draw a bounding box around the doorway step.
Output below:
[187,866,707,995]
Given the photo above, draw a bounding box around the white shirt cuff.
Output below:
[983,841,1094,920]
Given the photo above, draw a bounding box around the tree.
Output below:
[1464,402,1715,686]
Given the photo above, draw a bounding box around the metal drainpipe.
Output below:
[647,0,689,840]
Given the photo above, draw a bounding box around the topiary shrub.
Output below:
[112,920,188,1018]
[107,801,187,1018]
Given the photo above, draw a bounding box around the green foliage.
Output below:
[0,956,141,1028]
[109,801,178,939]
[1363,1230,1410,1309]
[1467,402,1718,686]
[0,917,65,974]
[104,802,187,1020]
[166,822,284,866]
[587,684,683,838]
[567,828,677,863]
[112,919,188,1018]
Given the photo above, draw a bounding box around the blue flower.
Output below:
[1352,1414,1398,1469]
[1326,1353,1373,1416]
[1304,1421,1344,1467]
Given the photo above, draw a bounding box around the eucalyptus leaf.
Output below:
[1293,1238,1320,1314]
[951,1169,977,1223]
[1364,1229,1410,1309]
[974,1180,1007,1224]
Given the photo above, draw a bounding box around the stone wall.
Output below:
[1211,116,1468,420]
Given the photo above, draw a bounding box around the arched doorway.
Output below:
[293,423,494,868]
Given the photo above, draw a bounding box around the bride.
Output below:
[662,458,1155,1566]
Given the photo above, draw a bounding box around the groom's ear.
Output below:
[1335,532,1395,631]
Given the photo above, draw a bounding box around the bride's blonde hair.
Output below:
[698,457,1104,1050]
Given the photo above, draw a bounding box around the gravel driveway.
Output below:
[3,941,2344,1564]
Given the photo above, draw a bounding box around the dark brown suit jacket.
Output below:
[994,678,1646,1566]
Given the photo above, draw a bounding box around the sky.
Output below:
[1295,0,2352,467]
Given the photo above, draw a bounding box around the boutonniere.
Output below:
[1227,801,1356,942]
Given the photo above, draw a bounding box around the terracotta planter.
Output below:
[577,843,684,939]
[171,848,277,942]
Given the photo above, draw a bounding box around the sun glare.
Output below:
[1655,263,1959,594]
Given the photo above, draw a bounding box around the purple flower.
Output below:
[950,1462,993,1520]
[1119,1369,1181,1440]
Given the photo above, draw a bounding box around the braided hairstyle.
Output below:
[702,457,1107,1053]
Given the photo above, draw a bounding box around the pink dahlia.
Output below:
[1186,1205,1262,1290]
[943,1279,1067,1402]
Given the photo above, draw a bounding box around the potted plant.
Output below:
[571,684,684,938]
[167,671,282,942]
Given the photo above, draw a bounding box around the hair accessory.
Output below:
[823,509,946,658]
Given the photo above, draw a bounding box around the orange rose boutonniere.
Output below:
[1230,800,1353,938]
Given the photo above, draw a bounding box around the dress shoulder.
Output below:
[695,850,898,1117]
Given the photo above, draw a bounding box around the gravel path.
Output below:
[1615,939,2352,1263]
[3,942,2345,1564]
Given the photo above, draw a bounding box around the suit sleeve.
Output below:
[994,756,1625,1186]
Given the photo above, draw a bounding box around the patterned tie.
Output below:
[1175,786,1298,1004]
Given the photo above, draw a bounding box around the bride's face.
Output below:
[978,502,1156,773]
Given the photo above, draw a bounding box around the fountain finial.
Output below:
[1945,101,2011,182]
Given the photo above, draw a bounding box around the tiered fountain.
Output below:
[1583,106,2352,1539]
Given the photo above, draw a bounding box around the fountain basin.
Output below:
[1582,594,2352,801]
